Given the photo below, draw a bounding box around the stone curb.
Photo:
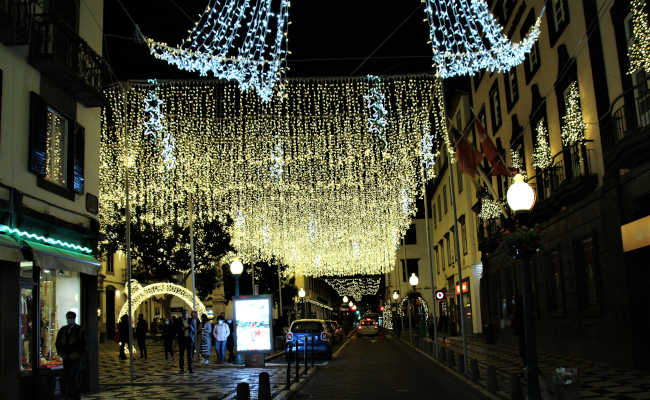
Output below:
[398,337,504,400]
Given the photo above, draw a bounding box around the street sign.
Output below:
[435,290,446,301]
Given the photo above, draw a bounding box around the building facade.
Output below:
[0,0,106,397]
[474,0,650,369]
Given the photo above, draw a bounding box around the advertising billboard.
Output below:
[233,295,273,353]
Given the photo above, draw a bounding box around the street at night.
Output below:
[2,0,650,399]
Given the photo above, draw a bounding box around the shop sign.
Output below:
[233,295,273,353]
[435,290,446,301]
[455,280,469,295]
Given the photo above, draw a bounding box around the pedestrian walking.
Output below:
[226,317,235,362]
[118,314,129,360]
[177,310,195,373]
[200,314,212,364]
[136,313,148,360]
[162,316,175,363]
[55,311,86,400]
[213,315,230,363]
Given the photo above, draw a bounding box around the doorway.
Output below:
[627,245,650,369]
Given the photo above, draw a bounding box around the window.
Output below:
[433,204,437,227]
[455,110,462,133]
[443,186,448,214]
[106,252,114,274]
[445,233,452,265]
[552,0,566,28]
[460,217,468,255]
[401,259,419,281]
[438,196,442,221]
[404,224,417,245]
[478,106,488,138]
[29,92,85,198]
[20,262,81,373]
[522,11,541,82]
[489,81,502,133]
[504,68,519,110]
[439,240,445,270]
[457,164,463,193]
[549,250,565,313]
[434,246,440,274]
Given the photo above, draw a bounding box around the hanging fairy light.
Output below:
[561,82,587,146]
[532,120,552,170]
[510,148,526,179]
[382,304,393,329]
[628,0,650,74]
[100,75,446,277]
[423,0,544,78]
[144,0,291,102]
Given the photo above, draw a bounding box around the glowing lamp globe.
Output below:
[409,273,419,287]
[507,174,536,212]
[348,301,354,308]
[230,260,244,275]
[342,296,349,303]
[298,288,306,298]
[392,291,399,300]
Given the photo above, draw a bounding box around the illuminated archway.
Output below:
[397,294,430,322]
[118,280,207,322]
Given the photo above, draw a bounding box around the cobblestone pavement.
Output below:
[416,334,650,399]
[82,340,290,400]
[291,333,484,400]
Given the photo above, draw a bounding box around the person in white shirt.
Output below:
[212,315,230,363]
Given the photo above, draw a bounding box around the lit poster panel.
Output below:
[233,295,273,353]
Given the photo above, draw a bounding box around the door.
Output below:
[105,286,115,340]
[627,246,650,369]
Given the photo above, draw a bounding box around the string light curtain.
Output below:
[324,277,382,301]
[100,75,448,277]
[144,0,291,102]
[423,0,544,78]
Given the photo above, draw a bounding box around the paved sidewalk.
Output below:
[83,341,293,400]
[412,334,650,399]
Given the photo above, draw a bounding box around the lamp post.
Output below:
[506,174,539,400]
[230,260,244,365]
[408,273,419,344]
[298,288,306,318]
[342,296,348,304]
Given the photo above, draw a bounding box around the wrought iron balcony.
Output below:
[29,14,106,107]
[601,79,650,170]
[0,0,32,45]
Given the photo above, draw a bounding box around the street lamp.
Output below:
[407,273,418,343]
[348,301,354,308]
[392,291,399,301]
[298,288,306,318]
[507,174,539,400]
[342,295,348,304]
[229,259,244,365]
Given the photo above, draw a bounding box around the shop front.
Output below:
[1,233,100,399]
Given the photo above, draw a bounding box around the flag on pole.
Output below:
[452,127,482,176]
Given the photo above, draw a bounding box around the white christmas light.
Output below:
[423,1,544,78]
[510,148,526,179]
[628,0,650,74]
[364,75,389,149]
[532,120,552,170]
[478,198,503,220]
[324,277,381,301]
[382,304,393,329]
[118,280,207,322]
[561,82,587,146]
[144,0,291,102]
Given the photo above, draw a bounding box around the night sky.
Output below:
[102,0,437,81]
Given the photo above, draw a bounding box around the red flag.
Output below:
[474,118,515,176]
[454,133,482,176]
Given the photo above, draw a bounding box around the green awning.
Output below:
[0,234,23,262]
[26,240,99,276]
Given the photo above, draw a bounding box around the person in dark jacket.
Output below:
[118,314,129,360]
[55,311,86,400]
[136,313,148,360]
[225,317,235,362]
[177,310,195,373]
[162,316,175,363]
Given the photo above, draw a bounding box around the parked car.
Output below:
[326,320,344,344]
[286,319,333,359]
[357,318,380,336]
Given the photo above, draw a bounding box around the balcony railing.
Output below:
[601,79,650,169]
[29,14,106,107]
[0,0,32,45]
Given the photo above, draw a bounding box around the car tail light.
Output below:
[286,332,293,341]
[358,326,362,330]
[321,332,329,341]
